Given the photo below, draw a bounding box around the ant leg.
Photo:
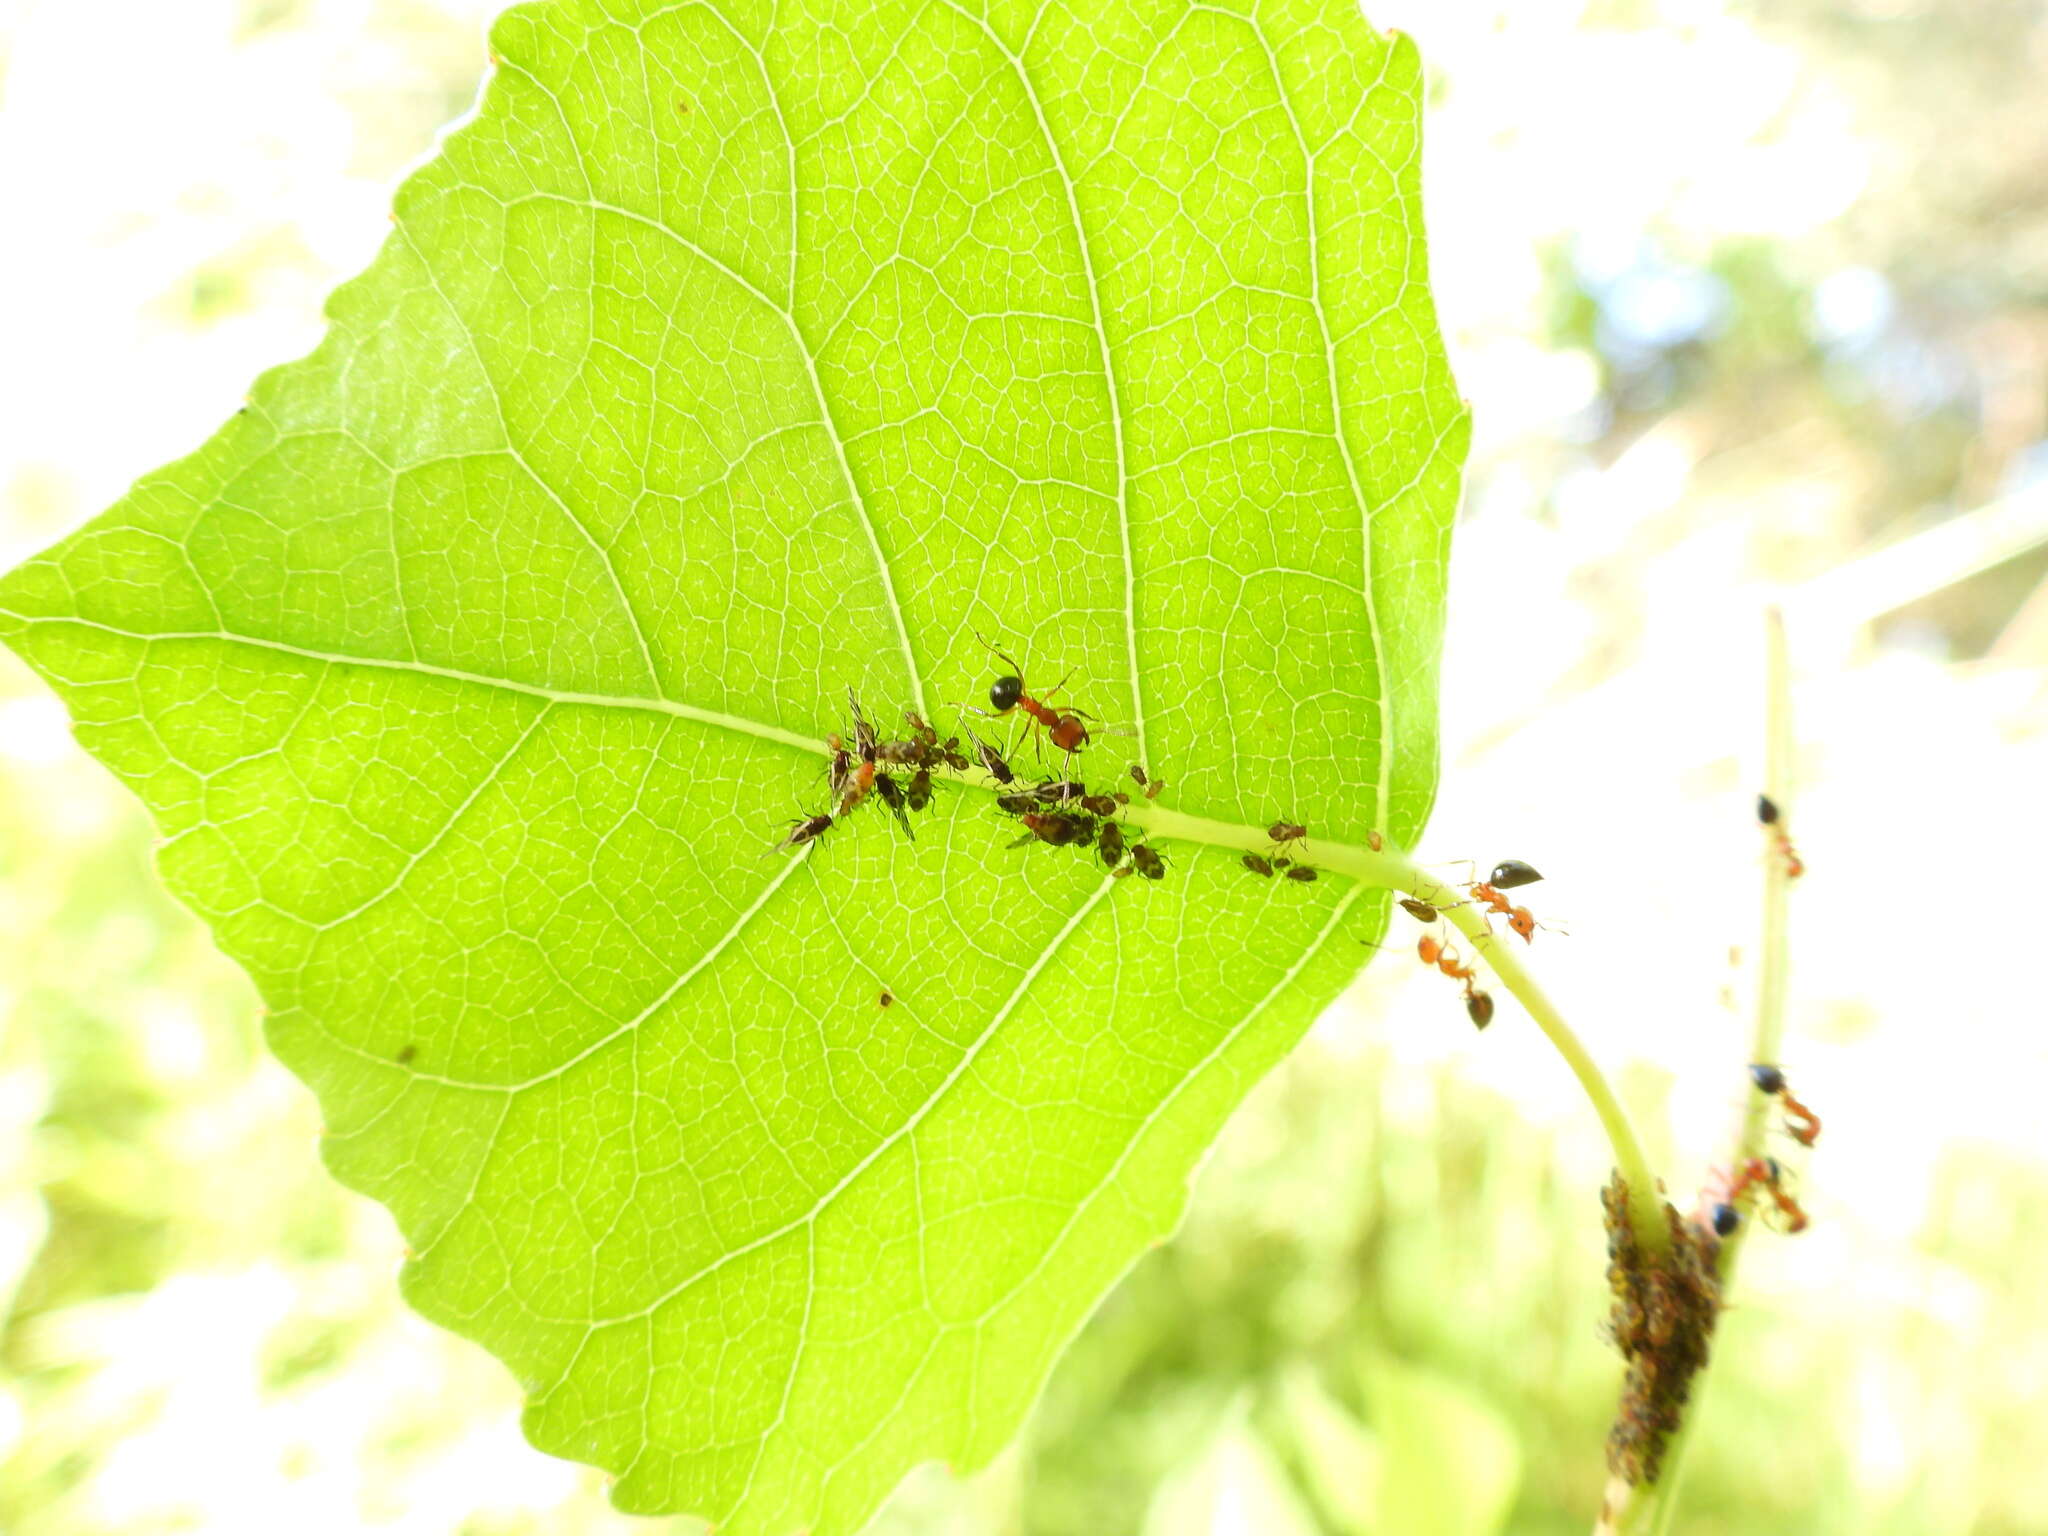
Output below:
[973,630,1027,680]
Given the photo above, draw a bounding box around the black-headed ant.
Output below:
[1470,881,1545,944]
[1749,1063,1821,1147]
[1757,794,1805,878]
[968,634,1097,765]
[1701,1156,1808,1237]
[1489,859,1543,889]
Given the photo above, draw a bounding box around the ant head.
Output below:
[989,674,1024,713]
[1507,909,1536,941]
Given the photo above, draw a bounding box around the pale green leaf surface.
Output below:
[0,0,1465,1529]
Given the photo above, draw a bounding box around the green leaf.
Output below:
[0,0,1464,1529]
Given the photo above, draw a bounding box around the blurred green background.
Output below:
[4,1,2047,1532]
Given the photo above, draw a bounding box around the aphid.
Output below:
[396,1043,418,1065]
[905,768,933,812]
[1030,780,1088,804]
[1130,764,1149,790]
[777,812,835,851]
[1489,859,1543,889]
[1242,853,1275,878]
[846,687,879,760]
[1081,794,1119,817]
[1013,810,1097,847]
[874,737,927,766]
[1285,865,1317,883]
[902,710,938,748]
[1098,821,1127,869]
[1465,989,1494,1030]
[1109,864,1134,879]
[1366,830,1384,852]
[995,791,1039,816]
[874,772,915,838]
[971,633,1095,764]
[1398,898,1439,923]
[1129,843,1166,880]
[967,727,1015,784]
[877,990,895,1008]
[1269,820,1308,845]
[836,758,877,817]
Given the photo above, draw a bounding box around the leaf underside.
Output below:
[0,0,1464,1529]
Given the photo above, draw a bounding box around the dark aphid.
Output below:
[778,812,835,851]
[1242,853,1275,878]
[1144,776,1165,800]
[1284,864,1317,883]
[1398,898,1438,922]
[1130,764,1149,789]
[1114,790,1131,806]
[1031,780,1087,803]
[902,710,938,748]
[905,768,933,812]
[967,726,1015,785]
[938,736,973,771]
[396,1043,418,1065]
[1489,859,1543,889]
[1710,1203,1740,1237]
[873,773,915,838]
[1081,794,1118,817]
[846,687,878,759]
[1269,820,1307,844]
[1098,821,1127,869]
[874,735,928,766]
[1465,989,1495,1030]
[1272,856,1293,870]
[1749,1062,1787,1095]
[1757,793,1781,826]
[1129,843,1165,880]
[1017,810,1097,847]
[995,791,1039,816]
[1109,864,1134,879]
[877,990,894,1008]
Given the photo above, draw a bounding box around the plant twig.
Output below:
[1604,606,1800,1535]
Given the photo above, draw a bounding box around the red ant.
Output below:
[1749,1063,1821,1147]
[1417,935,1491,1024]
[1700,1156,1808,1236]
[1469,881,1547,944]
[1757,795,1805,879]
[968,634,1096,765]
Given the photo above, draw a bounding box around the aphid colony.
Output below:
[774,689,971,851]
[775,643,1169,879]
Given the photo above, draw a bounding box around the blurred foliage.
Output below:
[6,0,2048,1532]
